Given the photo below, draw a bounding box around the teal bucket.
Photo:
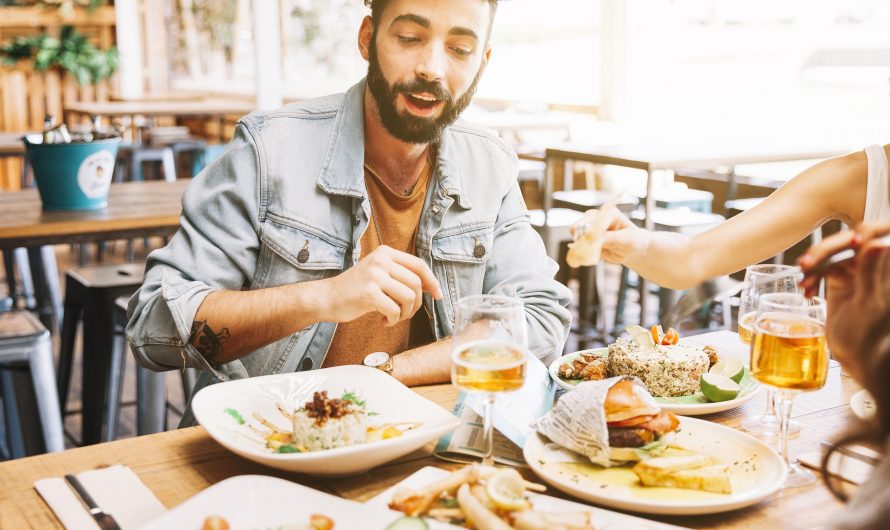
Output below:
[23,134,121,211]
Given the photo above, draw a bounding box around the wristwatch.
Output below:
[363,351,393,375]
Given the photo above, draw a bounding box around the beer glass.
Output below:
[751,293,828,488]
[451,294,528,466]
[738,265,803,436]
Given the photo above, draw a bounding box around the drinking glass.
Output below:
[750,293,828,488]
[738,265,803,436]
[451,294,528,466]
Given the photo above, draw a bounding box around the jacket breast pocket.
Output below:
[255,219,348,288]
[431,222,494,322]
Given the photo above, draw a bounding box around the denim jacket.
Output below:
[126,79,572,412]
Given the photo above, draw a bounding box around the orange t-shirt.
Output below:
[322,160,432,367]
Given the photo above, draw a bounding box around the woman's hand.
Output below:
[799,222,890,382]
[569,207,651,265]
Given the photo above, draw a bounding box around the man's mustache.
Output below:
[393,78,453,103]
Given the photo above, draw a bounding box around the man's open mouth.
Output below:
[403,93,443,113]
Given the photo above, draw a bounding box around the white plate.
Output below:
[523,417,787,515]
[548,349,760,416]
[367,466,688,529]
[141,475,406,530]
[851,389,877,420]
[191,365,460,476]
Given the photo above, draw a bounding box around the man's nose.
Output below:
[415,43,446,82]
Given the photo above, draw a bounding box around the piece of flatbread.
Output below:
[566,201,617,268]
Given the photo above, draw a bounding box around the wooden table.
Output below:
[0,179,187,249]
[543,143,848,323]
[0,332,861,530]
[66,99,257,143]
[0,179,188,446]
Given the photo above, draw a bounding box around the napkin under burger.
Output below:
[532,376,679,466]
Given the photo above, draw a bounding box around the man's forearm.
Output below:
[189,280,330,365]
[391,338,454,387]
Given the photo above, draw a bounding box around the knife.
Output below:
[64,474,123,530]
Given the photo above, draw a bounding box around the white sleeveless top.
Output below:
[864,144,890,223]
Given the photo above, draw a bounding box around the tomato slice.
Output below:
[661,327,679,345]
[650,325,661,344]
[607,414,656,428]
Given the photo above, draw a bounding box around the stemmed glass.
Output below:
[451,294,528,466]
[750,293,828,488]
[738,265,803,436]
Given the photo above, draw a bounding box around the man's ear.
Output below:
[358,16,373,61]
[482,47,492,69]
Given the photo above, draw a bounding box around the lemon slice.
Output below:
[625,325,655,347]
[709,358,745,384]
[700,373,741,402]
[485,469,530,511]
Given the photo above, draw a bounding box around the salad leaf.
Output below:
[224,407,245,425]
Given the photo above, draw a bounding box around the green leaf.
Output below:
[223,407,245,425]
[275,444,301,453]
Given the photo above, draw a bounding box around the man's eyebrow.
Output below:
[391,13,430,29]
[391,13,480,42]
[449,26,479,42]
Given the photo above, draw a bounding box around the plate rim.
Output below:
[191,365,460,466]
[523,416,788,515]
[548,349,761,415]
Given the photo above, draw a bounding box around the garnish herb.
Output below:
[224,407,245,425]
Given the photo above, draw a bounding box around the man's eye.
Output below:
[398,35,419,43]
[451,47,472,57]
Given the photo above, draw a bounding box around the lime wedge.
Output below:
[709,358,745,384]
[700,373,741,402]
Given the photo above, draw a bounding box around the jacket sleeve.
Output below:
[484,180,573,364]
[125,123,263,381]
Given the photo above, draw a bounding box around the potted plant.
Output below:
[0,24,117,85]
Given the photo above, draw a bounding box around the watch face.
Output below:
[364,351,388,367]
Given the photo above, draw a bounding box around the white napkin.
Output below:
[34,465,167,530]
[798,445,881,485]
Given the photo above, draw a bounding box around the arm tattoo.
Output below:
[189,320,231,362]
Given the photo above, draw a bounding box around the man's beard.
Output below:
[367,39,484,144]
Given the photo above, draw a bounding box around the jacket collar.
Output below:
[316,78,471,209]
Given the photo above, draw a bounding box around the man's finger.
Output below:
[388,262,424,316]
[371,289,402,326]
[378,276,417,322]
[389,250,442,299]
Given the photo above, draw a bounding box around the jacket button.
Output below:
[297,241,310,263]
[301,357,313,370]
[473,241,486,258]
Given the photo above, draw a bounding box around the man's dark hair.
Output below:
[363,0,499,42]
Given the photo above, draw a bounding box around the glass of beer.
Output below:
[451,294,528,466]
[738,265,803,437]
[751,293,828,488]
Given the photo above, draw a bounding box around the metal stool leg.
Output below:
[181,368,197,402]
[27,335,64,452]
[104,328,128,442]
[0,369,26,458]
[14,248,35,309]
[161,148,177,182]
[136,366,166,435]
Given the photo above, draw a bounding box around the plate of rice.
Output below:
[191,365,460,475]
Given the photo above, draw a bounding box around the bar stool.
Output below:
[0,311,63,458]
[109,296,196,438]
[57,262,146,445]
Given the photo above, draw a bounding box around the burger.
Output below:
[605,378,680,462]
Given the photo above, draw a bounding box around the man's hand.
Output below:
[321,245,442,326]
[799,222,890,383]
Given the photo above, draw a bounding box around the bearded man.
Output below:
[127,0,571,424]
